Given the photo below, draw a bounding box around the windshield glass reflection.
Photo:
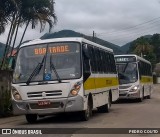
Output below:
[13,42,81,83]
[116,63,138,84]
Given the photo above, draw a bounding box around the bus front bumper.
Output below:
[12,95,84,115]
[119,90,140,99]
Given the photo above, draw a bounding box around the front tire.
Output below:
[80,99,92,121]
[25,114,37,123]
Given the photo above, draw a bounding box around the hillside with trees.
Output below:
[41,30,124,54]
[124,34,160,68]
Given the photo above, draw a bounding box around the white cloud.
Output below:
[1,0,160,46]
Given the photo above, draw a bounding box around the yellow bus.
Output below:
[11,37,119,123]
[115,54,153,102]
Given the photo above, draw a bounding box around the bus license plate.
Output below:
[38,100,51,106]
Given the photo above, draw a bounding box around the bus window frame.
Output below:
[12,41,83,84]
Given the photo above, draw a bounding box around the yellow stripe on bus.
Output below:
[140,76,153,83]
[84,77,119,90]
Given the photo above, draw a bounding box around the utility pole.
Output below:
[92,31,95,42]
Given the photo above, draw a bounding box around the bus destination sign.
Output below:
[115,56,136,62]
[34,45,69,55]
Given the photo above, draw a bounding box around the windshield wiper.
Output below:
[50,54,61,83]
[26,55,45,85]
[123,62,129,73]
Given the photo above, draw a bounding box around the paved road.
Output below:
[0,84,160,137]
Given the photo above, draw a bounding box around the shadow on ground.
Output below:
[20,109,104,125]
[113,98,148,104]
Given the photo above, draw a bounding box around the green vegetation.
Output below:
[41,30,124,54]
[0,0,57,70]
[0,70,12,117]
[123,34,160,68]
[0,88,11,117]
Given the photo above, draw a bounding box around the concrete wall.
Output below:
[156,77,160,84]
[0,70,12,116]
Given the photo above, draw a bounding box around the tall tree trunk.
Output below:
[6,20,17,57]
[17,20,30,51]
[0,16,15,69]
[10,16,21,58]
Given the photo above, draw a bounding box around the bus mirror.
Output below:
[83,59,91,82]
[83,71,91,82]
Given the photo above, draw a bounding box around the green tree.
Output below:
[133,37,153,57]
[150,34,160,63]
[144,52,157,68]
[129,36,156,67]
[0,0,15,34]
[0,0,57,70]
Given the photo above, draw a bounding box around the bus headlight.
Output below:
[130,85,139,92]
[69,81,82,97]
[12,87,22,101]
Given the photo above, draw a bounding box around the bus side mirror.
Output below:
[83,59,91,82]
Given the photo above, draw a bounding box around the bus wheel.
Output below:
[97,94,111,113]
[146,91,151,99]
[137,90,144,102]
[25,114,37,123]
[80,99,92,121]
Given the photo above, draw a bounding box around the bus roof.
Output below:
[115,54,151,64]
[20,37,113,53]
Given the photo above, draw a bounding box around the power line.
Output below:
[97,16,160,36]
[98,20,160,38]
[97,20,160,43]
[100,28,160,46]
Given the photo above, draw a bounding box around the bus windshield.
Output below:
[13,42,81,83]
[116,63,138,84]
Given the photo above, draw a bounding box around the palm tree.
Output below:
[0,0,12,34]
[0,0,21,68]
[17,0,57,47]
[0,0,57,69]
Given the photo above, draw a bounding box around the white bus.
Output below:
[11,37,119,123]
[115,54,153,101]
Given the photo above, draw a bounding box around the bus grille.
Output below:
[27,90,62,98]
[119,85,131,89]
[119,94,127,96]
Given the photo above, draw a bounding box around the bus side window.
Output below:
[105,53,109,73]
[108,53,112,73]
[82,44,91,82]
[110,54,116,73]
[98,49,103,73]
[88,45,96,73]
[138,62,142,79]
[102,51,107,73]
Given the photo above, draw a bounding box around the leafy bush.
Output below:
[0,87,12,117]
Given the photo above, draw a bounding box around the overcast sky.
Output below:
[1,0,160,46]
